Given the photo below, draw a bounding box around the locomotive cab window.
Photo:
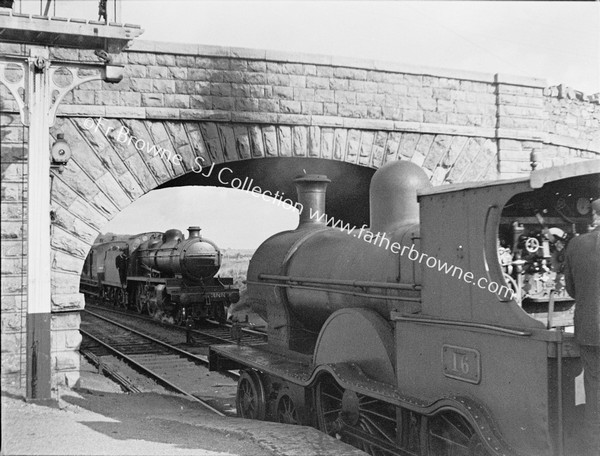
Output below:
[495,175,598,327]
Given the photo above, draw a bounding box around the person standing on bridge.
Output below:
[564,197,600,455]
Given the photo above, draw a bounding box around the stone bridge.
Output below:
[1,34,599,392]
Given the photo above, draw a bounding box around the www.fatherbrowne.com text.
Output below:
[307,208,515,300]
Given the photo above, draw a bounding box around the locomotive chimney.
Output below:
[188,226,202,239]
[293,174,331,228]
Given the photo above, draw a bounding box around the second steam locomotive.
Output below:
[80,226,239,323]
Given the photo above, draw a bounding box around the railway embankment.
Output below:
[1,357,364,456]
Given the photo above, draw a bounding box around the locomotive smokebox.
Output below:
[370,160,431,232]
[293,174,331,228]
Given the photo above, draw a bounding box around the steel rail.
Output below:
[82,308,241,381]
[85,302,266,343]
[84,309,212,364]
[80,348,142,393]
[79,328,226,417]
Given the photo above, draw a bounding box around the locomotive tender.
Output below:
[210,159,600,456]
[80,226,239,323]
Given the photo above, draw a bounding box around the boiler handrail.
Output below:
[258,274,421,291]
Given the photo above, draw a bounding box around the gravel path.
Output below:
[1,357,365,456]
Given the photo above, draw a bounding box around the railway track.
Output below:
[80,309,240,416]
[84,299,267,349]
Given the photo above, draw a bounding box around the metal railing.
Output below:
[12,0,121,24]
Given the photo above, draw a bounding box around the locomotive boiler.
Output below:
[210,158,600,456]
[247,166,426,361]
[81,226,239,323]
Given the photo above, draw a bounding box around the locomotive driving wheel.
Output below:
[235,370,266,420]
[315,375,398,456]
[147,300,159,318]
[212,301,227,323]
[107,287,115,305]
[134,285,146,314]
[276,394,300,425]
[468,434,489,456]
[115,288,127,308]
[428,411,487,456]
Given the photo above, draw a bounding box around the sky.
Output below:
[17,1,600,248]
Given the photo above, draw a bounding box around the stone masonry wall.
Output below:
[1,108,27,389]
[53,41,599,180]
[544,85,600,143]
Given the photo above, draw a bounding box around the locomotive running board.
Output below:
[209,344,313,383]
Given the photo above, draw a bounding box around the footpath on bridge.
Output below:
[1,357,364,456]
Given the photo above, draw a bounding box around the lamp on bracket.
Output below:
[95,49,124,83]
[50,133,72,172]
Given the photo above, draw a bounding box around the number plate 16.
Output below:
[442,345,481,384]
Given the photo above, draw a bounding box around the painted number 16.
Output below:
[452,352,470,374]
[442,345,481,384]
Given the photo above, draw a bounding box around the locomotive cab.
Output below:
[496,175,598,328]
[406,159,600,455]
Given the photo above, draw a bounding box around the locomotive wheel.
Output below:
[428,411,483,456]
[134,285,146,314]
[147,301,159,318]
[107,287,115,305]
[276,394,299,425]
[468,433,489,456]
[115,288,127,308]
[148,288,169,319]
[315,376,397,456]
[236,370,266,420]
[212,302,226,323]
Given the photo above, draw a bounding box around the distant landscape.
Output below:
[219,248,254,307]
[220,249,263,324]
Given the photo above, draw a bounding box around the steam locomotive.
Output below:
[80,226,240,323]
[210,159,600,456]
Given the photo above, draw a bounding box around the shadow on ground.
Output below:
[60,389,273,455]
